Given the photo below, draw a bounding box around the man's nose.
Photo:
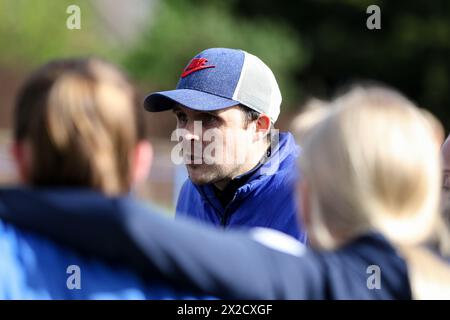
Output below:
[183,121,201,141]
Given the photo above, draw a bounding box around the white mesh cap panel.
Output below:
[232,51,282,123]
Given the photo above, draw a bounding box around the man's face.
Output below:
[441,138,450,226]
[172,105,256,187]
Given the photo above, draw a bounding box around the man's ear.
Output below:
[10,141,31,183]
[254,114,271,141]
[131,140,153,187]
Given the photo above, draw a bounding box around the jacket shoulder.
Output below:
[175,179,203,216]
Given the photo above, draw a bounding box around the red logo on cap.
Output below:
[181,58,215,78]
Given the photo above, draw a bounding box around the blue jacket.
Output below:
[176,132,307,242]
[0,188,204,299]
[0,188,419,299]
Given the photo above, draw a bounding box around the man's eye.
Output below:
[203,115,219,125]
[176,113,187,123]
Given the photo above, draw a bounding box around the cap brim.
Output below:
[144,89,239,112]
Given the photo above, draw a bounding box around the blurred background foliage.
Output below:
[0,0,101,67]
[1,0,449,129]
[123,0,308,106]
[227,0,450,128]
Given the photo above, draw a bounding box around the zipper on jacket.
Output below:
[220,210,228,227]
[220,206,233,227]
[220,193,238,227]
[197,184,241,228]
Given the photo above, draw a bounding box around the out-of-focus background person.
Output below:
[297,86,450,299]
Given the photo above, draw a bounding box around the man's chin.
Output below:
[186,164,210,185]
[186,164,229,185]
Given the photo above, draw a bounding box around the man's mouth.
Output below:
[184,154,203,164]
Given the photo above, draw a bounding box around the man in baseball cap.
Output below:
[144,48,306,242]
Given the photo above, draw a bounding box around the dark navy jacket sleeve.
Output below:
[0,189,411,299]
[0,188,317,299]
[120,198,322,299]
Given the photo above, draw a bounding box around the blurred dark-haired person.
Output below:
[0,58,204,299]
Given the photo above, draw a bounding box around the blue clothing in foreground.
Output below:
[0,188,204,299]
[0,188,417,299]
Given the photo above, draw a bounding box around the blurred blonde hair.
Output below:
[298,85,450,299]
[300,86,443,249]
[299,85,450,299]
[290,98,330,146]
[14,58,145,195]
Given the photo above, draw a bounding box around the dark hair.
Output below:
[238,104,261,128]
[238,104,273,147]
